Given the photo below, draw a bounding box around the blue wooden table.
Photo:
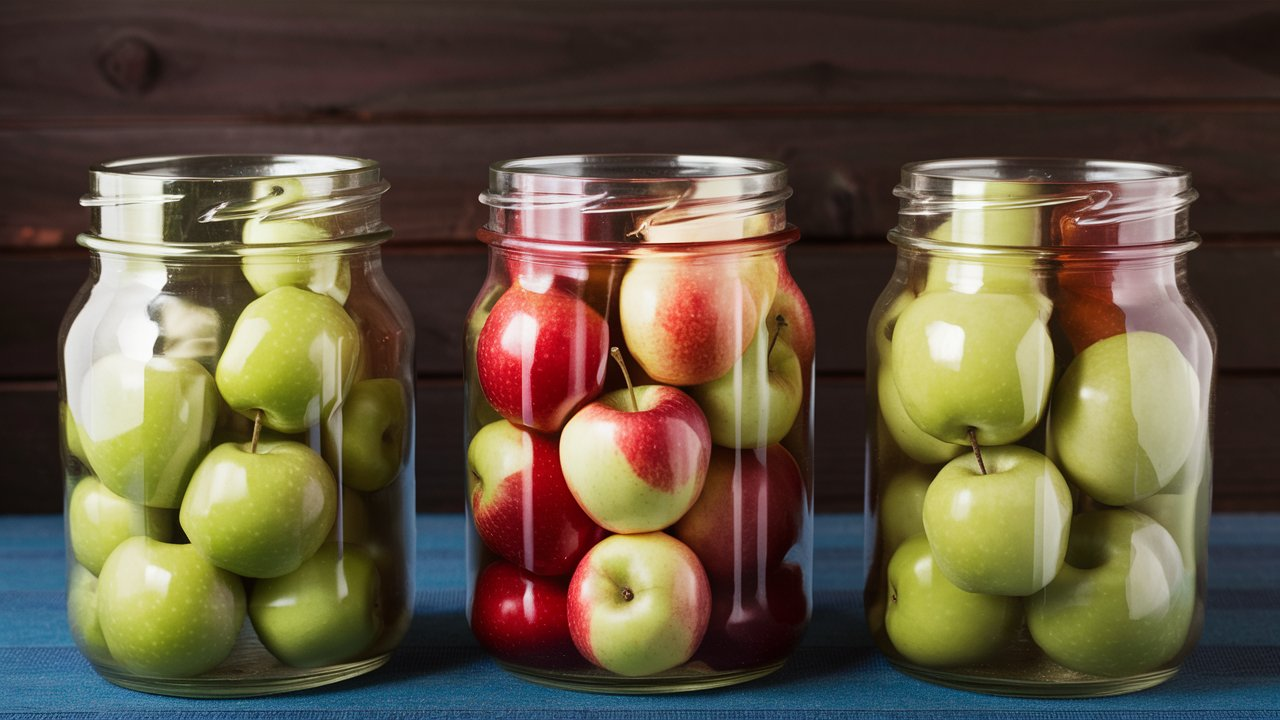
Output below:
[2,514,1278,718]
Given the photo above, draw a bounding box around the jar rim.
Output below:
[901,157,1190,186]
[89,154,380,182]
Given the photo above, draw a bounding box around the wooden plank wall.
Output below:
[2,1,1278,513]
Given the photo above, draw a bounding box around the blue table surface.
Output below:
[2,514,1278,719]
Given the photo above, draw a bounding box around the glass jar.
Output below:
[865,158,1214,697]
[464,155,814,693]
[59,155,415,697]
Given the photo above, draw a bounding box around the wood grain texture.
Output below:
[4,111,1280,247]
[4,374,1274,514]
[3,1,1280,121]
[3,240,1274,382]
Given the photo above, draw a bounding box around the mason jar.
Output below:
[464,154,814,693]
[59,155,415,697]
[865,158,1214,697]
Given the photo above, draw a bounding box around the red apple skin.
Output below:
[471,560,583,668]
[695,562,810,670]
[471,426,607,577]
[671,445,806,583]
[620,257,777,387]
[770,262,815,374]
[477,285,608,433]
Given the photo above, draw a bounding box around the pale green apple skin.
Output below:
[871,291,963,466]
[61,402,87,464]
[249,543,383,668]
[97,537,246,677]
[568,533,710,677]
[878,466,932,558]
[68,476,174,575]
[885,534,1021,668]
[323,378,407,492]
[180,441,338,579]
[1027,509,1195,677]
[560,386,710,534]
[1048,332,1200,506]
[690,326,802,449]
[877,366,964,465]
[77,354,219,508]
[216,286,361,434]
[67,563,111,662]
[923,446,1072,596]
[891,291,1054,447]
[921,180,1044,295]
[242,218,351,305]
[329,486,370,545]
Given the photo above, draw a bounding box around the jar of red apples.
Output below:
[465,155,814,692]
[865,158,1214,697]
[59,155,415,696]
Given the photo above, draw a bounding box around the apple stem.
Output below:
[250,410,263,455]
[967,427,987,475]
[768,314,787,358]
[610,346,639,413]
[621,587,634,602]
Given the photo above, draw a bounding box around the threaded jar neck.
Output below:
[891,158,1198,256]
[80,154,390,254]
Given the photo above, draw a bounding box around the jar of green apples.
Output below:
[465,155,814,693]
[59,155,415,696]
[865,158,1214,697]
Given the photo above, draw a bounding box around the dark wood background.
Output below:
[2,1,1278,513]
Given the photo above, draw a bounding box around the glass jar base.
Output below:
[497,659,788,695]
[93,653,391,698]
[888,659,1179,698]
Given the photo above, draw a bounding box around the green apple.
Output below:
[923,446,1072,596]
[61,402,87,464]
[877,366,965,465]
[68,476,174,575]
[249,543,383,668]
[216,286,361,434]
[922,180,1044,295]
[1027,509,1195,677]
[77,354,219,508]
[322,378,407,492]
[180,440,337,578]
[689,319,802,449]
[152,294,224,360]
[878,466,932,558]
[242,219,351,305]
[328,487,370,545]
[891,291,1054,446]
[1049,331,1200,506]
[567,532,711,676]
[67,563,111,662]
[97,537,246,677]
[1130,432,1210,569]
[871,290,963,465]
[885,534,1021,668]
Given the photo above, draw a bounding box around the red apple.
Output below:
[619,255,779,386]
[468,420,607,576]
[770,262,815,374]
[471,560,581,668]
[695,562,810,670]
[671,445,805,582]
[477,285,608,432]
[560,381,711,534]
[568,532,711,676]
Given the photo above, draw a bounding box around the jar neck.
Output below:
[81,154,390,248]
[479,154,792,243]
[892,158,1198,251]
